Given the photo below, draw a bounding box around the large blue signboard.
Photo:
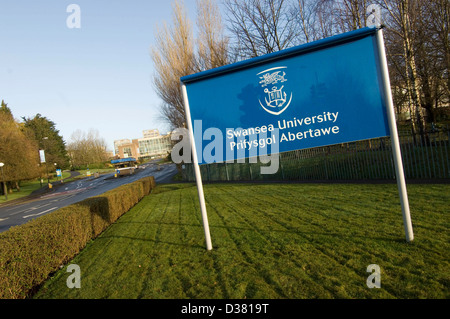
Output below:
[181,26,414,249]
[181,27,390,165]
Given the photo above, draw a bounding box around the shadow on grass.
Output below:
[109,219,408,250]
[96,234,207,250]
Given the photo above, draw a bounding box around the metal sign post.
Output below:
[375,28,414,242]
[181,83,213,251]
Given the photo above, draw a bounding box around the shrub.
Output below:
[0,176,155,299]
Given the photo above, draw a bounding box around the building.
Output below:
[115,140,139,159]
[113,129,172,161]
[114,139,131,156]
[137,134,172,160]
[142,129,160,139]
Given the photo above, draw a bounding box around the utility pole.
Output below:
[42,137,50,185]
[0,162,7,200]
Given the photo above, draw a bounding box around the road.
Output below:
[0,162,178,233]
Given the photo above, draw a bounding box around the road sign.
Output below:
[56,169,62,177]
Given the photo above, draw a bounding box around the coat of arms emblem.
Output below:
[257,66,293,115]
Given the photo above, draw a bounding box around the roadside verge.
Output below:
[0,176,155,299]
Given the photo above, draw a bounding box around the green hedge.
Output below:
[0,176,155,299]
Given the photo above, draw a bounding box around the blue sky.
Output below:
[0,0,201,152]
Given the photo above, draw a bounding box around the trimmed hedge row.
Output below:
[0,176,155,299]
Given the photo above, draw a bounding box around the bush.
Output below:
[71,161,112,171]
[0,176,155,299]
[434,106,450,122]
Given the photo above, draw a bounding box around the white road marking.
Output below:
[17,207,38,215]
[5,205,20,212]
[39,187,86,199]
[8,202,51,216]
[22,207,59,219]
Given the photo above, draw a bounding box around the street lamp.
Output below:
[0,162,7,200]
[42,137,50,185]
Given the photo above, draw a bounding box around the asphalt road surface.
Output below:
[0,162,178,233]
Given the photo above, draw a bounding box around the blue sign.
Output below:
[181,27,390,165]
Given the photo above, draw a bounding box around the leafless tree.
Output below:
[418,0,449,122]
[224,0,298,59]
[150,0,229,129]
[67,129,109,168]
[337,0,368,31]
[196,0,230,70]
[151,0,195,129]
[386,0,425,135]
[380,0,449,135]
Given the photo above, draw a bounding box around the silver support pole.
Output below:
[376,28,414,242]
[181,83,213,250]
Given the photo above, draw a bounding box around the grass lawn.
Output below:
[0,179,43,204]
[0,172,74,204]
[77,168,116,176]
[34,182,449,299]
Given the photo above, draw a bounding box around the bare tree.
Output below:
[337,0,368,31]
[381,0,449,135]
[418,0,450,122]
[196,0,230,70]
[67,129,108,169]
[151,0,195,129]
[224,0,298,59]
[150,0,229,129]
[295,0,313,43]
[292,0,369,45]
[294,0,333,43]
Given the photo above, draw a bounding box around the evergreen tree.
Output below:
[22,114,70,169]
[0,100,13,122]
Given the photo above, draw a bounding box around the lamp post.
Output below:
[54,163,58,183]
[42,137,50,185]
[0,162,7,200]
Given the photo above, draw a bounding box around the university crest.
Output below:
[257,66,293,115]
